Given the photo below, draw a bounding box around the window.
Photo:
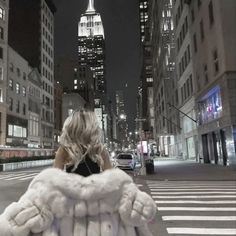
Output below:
[191,9,195,23]
[198,0,202,8]
[9,97,13,111]
[16,101,20,113]
[208,1,214,26]
[0,47,3,59]
[9,79,13,90]
[200,20,204,41]
[16,68,21,77]
[8,124,13,136]
[23,72,26,80]
[190,75,193,94]
[23,103,26,115]
[185,16,188,33]
[9,63,14,72]
[204,64,208,83]
[193,33,197,52]
[0,67,3,80]
[22,86,26,96]
[0,88,2,102]
[187,45,191,61]
[16,83,20,94]
[0,26,3,39]
[213,49,219,73]
[0,7,5,20]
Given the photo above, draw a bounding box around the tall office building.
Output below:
[0,0,9,145]
[151,0,177,156]
[8,0,56,148]
[173,0,197,160]
[115,90,128,149]
[77,0,106,99]
[138,0,154,138]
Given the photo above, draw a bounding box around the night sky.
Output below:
[53,0,141,130]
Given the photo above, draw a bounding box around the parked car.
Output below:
[115,153,136,170]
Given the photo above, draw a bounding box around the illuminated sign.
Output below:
[198,85,222,125]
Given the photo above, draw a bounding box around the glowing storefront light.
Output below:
[198,85,222,125]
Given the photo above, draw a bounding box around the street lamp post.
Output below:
[135,118,146,175]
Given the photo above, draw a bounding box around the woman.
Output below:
[54,109,112,175]
[0,109,156,236]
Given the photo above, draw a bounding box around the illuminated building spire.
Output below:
[86,0,95,13]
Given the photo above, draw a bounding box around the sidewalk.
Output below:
[136,157,236,181]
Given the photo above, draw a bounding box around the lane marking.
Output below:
[151,191,236,195]
[153,195,236,199]
[149,188,236,191]
[157,207,236,211]
[19,174,39,180]
[162,216,236,221]
[166,227,236,235]
[4,173,39,180]
[155,200,236,204]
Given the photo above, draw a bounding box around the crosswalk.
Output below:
[0,170,40,181]
[147,181,236,235]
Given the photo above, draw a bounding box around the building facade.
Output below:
[8,0,56,148]
[54,81,63,148]
[0,0,8,145]
[6,47,29,147]
[173,0,198,160]
[151,0,177,156]
[138,0,154,138]
[28,68,42,148]
[185,0,236,166]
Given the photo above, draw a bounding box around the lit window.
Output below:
[0,88,2,102]
[0,7,5,20]
[16,83,20,94]
[22,86,26,96]
[9,79,13,90]
[74,85,77,89]
[74,79,77,84]
[8,124,13,136]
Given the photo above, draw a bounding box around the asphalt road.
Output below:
[0,160,236,236]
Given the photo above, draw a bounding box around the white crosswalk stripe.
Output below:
[148,181,236,235]
[0,170,40,181]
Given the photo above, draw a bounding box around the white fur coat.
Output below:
[0,168,156,236]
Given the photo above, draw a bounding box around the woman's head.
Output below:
[59,109,104,167]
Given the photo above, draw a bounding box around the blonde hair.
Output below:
[59,109,104,169]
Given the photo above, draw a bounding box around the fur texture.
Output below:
[0,168,156,236]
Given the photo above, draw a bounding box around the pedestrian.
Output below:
[0,109,156,236]
[53,109,112,174]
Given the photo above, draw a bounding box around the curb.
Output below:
[0,159,54,172]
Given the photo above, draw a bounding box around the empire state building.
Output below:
[77,0,106,97]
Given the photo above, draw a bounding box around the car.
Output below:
[115,153,136,170]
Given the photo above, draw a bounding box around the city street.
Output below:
[0,159,236,235]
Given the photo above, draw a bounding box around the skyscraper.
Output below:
[8,0,56,148]
[77,0,106,99]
